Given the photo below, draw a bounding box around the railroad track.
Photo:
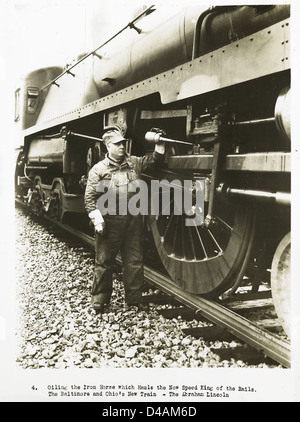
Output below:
[15,200,291,368]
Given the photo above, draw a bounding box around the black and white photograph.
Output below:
[0,0,299,404]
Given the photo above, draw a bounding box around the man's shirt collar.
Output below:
[103,153,133,169]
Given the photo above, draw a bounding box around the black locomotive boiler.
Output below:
[14,5,291,335]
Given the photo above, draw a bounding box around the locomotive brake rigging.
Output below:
[14,4,291,336]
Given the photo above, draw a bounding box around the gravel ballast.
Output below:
[15,208,278,369]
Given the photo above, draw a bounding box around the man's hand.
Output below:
[88,209,105,235]
[154,142,165,154]
[89,209,104,224]
[95,222,105,235]
[149,127,166,154]
[150,127,166,137]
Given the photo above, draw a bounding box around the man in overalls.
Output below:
[84,125,165,314]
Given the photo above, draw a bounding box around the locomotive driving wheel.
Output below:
[148,182,256,297]
[271,232,291,337]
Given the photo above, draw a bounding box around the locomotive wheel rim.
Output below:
[149,196,255,296]
[271,232,291,338]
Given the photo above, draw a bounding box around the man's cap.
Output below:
[102,125,127,145]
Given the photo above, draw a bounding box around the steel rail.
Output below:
[15,200,291,368]
[142,268,291,368]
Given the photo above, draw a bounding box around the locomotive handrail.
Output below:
[40,5,156,91]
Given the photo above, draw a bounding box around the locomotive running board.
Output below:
[143,267,291,368]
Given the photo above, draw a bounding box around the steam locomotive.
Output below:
[14,5,291,335]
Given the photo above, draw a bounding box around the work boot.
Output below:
[93,303,105,315]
